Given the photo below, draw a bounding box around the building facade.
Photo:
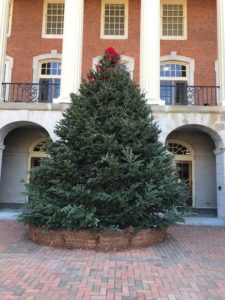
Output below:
[0,0,225,217]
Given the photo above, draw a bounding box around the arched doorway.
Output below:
[0,123,49,206]
[167,140,194,206]
[166,126,218,211]
[28,138,48,170]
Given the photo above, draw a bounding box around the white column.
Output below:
[55,0,84,103]
[140,0,164,105]
[0,144,5,179]
[0,0,10,101]
[217,0,225,106]
[214,148,225,218]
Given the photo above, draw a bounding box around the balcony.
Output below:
[2,82,60,103]
[1,82,220,106]
[160,84,220,106]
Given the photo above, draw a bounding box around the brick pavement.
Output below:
[0,221,225,300]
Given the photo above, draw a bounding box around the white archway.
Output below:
[166,125,221,212]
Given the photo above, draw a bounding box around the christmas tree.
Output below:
[20,47,186,230]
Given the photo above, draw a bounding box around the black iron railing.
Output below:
[2,82,60,103]
[2,82,220,105]
[160,84,220,106]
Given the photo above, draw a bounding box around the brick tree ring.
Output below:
[28,227,168,251]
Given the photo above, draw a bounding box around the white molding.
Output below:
[100,0,128,40]
[7,0,14,37]
[0,144,6,151]
[0,0,10,101]
[214,147,225,155]
[92,55,134,79]
[32,50,62,83]
[217,0,225,106]
[160,51,195,85]
[5,55,13,82]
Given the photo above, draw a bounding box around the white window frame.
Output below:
[42,0,64,39]
[160,0,187,40]
[100,0,128,40]
[161,52,195,85]
[92,55,134,79]
[7,0,14,37]
[33,50,62,82]
[4,56,14,83]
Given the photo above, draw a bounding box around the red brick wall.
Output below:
[161,0,217,86]
[6,0,217,86]
[7,0,62,82]
[82,0,140,82]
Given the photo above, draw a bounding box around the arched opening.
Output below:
[166,125,219,214]
[167,140,194,206]
[0,123,49,206]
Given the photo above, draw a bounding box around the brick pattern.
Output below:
[1,221,225,299]
[7,0,217,86]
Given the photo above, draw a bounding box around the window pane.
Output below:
[45,2,64,35]
[162,3,184,37]
[104,3,125,36]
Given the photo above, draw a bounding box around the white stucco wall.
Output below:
[0,103,224,216]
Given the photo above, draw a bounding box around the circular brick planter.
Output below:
[28,226,167,251]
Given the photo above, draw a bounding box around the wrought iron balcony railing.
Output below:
[1,82,220,105]
[160,84,220,106]
[2,82,60,103]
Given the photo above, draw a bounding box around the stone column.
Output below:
[0,0,10,101]
[56,0,84,103]
[214,147,225,218]
[217,0,225,106]
[0,144,5,179]
[140,0,164,105]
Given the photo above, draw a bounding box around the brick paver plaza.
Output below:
[0,221,225,300]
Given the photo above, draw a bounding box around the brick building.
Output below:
[0,0,225,218]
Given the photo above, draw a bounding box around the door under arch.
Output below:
[167,141,194,207]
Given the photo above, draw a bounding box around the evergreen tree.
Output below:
[20,47,187,230]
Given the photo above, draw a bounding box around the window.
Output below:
[28,139,48,180]
[101,0,128,39]
[160,62,188,105]
[7,0,14,37]
[39,60,61,102]
[167,143,190,155]
[42,0,64,38]
[161,0,187,40]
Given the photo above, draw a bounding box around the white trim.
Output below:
[100,0,128,39]
[92,55,134,79]
[4,56,13,101]
[160,0,187,40]
[32,50,62,83]
[27,138,48,198]
[160,52,195,85]
[215,60,220,105]
[42,0,64,39]
[7,0,13,37]
[5,55,13,82]
[166,138,195,207]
